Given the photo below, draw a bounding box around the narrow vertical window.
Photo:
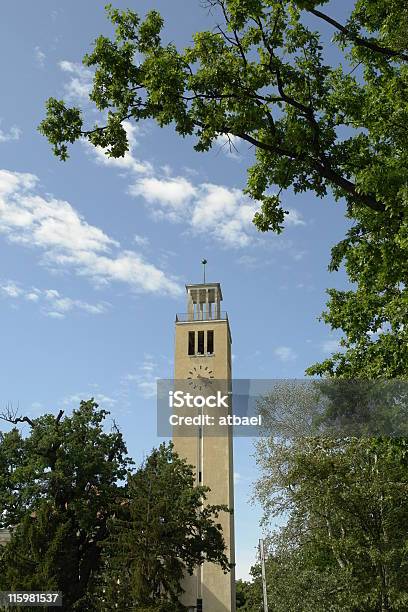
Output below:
[207,330,214,354]
[188,331,195,355]
[197,331,205,354]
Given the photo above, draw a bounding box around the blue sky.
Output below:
[0,0,354,579]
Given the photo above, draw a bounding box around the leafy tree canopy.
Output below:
[39,0,408,377]
[254,434,408,610]
[0,400,132,609]
[236,577,261,610]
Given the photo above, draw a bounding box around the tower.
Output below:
[173,282,236,612]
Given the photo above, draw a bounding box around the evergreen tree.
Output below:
[96,443,230,611]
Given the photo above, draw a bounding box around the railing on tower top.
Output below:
[175,311,228,322]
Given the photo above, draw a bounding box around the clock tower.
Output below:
[174,282,236,612]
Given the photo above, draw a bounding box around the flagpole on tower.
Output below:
[202,259,207,284]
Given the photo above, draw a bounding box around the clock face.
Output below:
[187,365,215,391]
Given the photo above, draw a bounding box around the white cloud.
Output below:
[43,289,108,316]
[0,281,23,298]
[136,380,157,398]
[62,392,117,408]
[35,46,46,68]
[285,209,305,226]
[0,279,109,318]
[133,234,150,248]
[237,255,259,269]
[99,156,303,248]
[59,60,94,102]
[84,121,153,175]
[321,338,342,354]
[130,176,196,220]
[112,147,263,246]
[123,355,160,399]
[0,169,181,297]
[132,176,305,247]
[274,346,297,362]
[192,183,242,226]
[47,311,65,319]
[196,184,257,247]
[131,177,258,247]
[292,250,307,261]
[85,131,305,247]
[26,291,40,302]
[58,62,305,249]
[0,122,21,144]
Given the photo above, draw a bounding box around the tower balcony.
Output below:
[175,311,229,323]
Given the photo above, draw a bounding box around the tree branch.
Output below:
[251,17,385,213]
[80,79,385,215]
[0,406,64,429]
[233,130,384,212]
[216,1,249,69]
[309,8,408,62]
[0,403,35,428]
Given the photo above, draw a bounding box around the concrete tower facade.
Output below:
[173,283,236,612]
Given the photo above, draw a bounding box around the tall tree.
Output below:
[254,434,408,610]
[0,400,133,610]
[39,0,408,376]
[96,442,230,611]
